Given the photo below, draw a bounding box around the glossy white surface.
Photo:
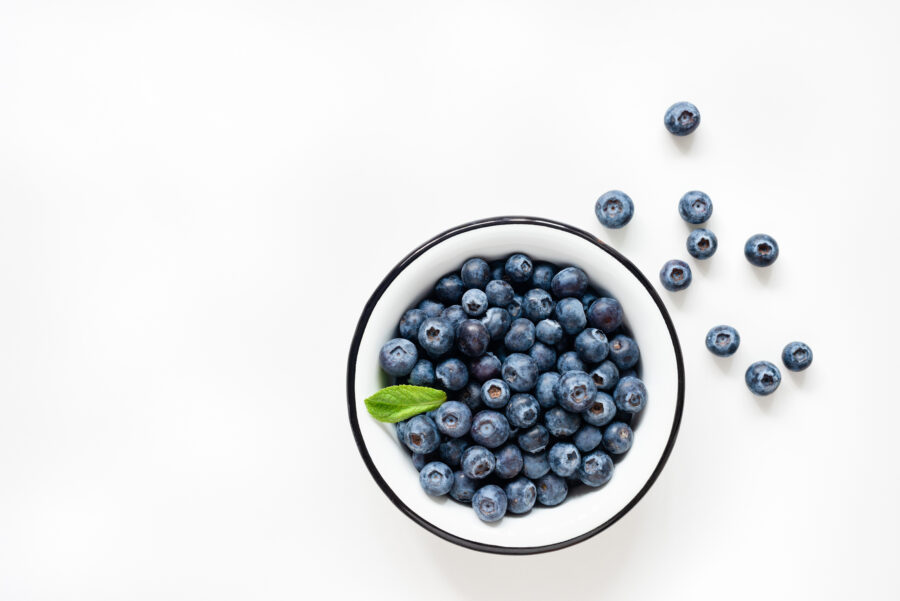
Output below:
[353,222,680,548]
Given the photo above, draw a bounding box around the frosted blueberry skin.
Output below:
[469,353,502,383]
[602,422,634,454]
[659,259,693,292]
[582,391,616,427]
[434,274,466,304]
[517,425,551,454]
[408,360,432,389]
[594,190,635,229]
[501,353,540,392]
[555,370,597,413]
[417,317,455,357]
[573,425,605,453]
[505,393,540,429]
[554,297,587,336]
[578,451,615,487]
[450,471,478,503]
[434,400,473,439]
[378,338,418,377]
[523,452,550,479]
[744,234,779,267]
[551,267,589,299]
[504,253,534,283]
[419,461,454,496]
[556,351,585,374]
[440,305,467,330]
[472,484,508,522]
[664,101,701,136]
[527,342,556,373]
[782,341,813,372]
[480,307,511,340]
[589,360,620,392]
[403,414,442,455]
[678,191,713,224]
[461,288,489,317]
[586,297,624,334]
[505,318,536,352]
[544,407,582,438]
[575,328,610,363]
[548,442,581,477]
[418,299,444,318]
[505,478,538,514]
[531,263,556,291]
[535,473,568,506]
[461,445,496,479]
[469,410,511,448]
[523,288,555,322]
[460,257,491,289]
[435,358,469,391]
[506,295,525,320]
[412,452,431,471]
[745,361,782,395]
[535,319,564,345]
[398,308,427,340]
[706,325,740,357]
[439,438,469,468]
[456,319,490,358]
[535,372,561,409]
[608,334,640,370]
[456,381,482,411]
[686,228,718,259]
[485,280,515,307]
[480,378,511,409]
[614,376,648,414]
[494,444,524,479]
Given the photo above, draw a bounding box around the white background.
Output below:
[0,1,898,599]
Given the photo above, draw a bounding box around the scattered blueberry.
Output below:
[535,474,568,506]
[494,444,524,479]
[461,445,496,479]
[456,319,490,357]
[434,400,473,438]
[485,280,515,307]
[551,267,589,299]
[664,101,701,136]
[506,393,540,429]
[602,422,634,454]
[744,234,779,267]
[577,451,614,487]
[589,360,619,391]
[686,228,718,259]
[678,191,713,224]
[608,334,640,369]
[417,317,455,357]
[548,442,581,477]
[745,361,782,395]
[378,338,418,377]
[659,259,692,292]
[472,484,507,522]
[583,391,617,427]
[435,358,468,391]
[461,288,489,317]
[419,461,454,496]
[505,478,537,514]
[460,258,491,289]
[594,190,635,229]
[706,325,740,357]
[782,341,813,372]
[470,410,510,448]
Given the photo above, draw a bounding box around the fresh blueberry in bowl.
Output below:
[460,258,491,289]
[472,484,507,522]
[434,274,466,304]
[505,478,537,514]
[586,297,623,334]
[378,338,418,376]
[706,325,740,357]
[419,461,454,496]
[456,319,490,357]
[417,317,455,357]
[505,253,534,283]
[594,190,635,229]
[664,101,700,136]
[782,341,813,372]
[744,234,779,267]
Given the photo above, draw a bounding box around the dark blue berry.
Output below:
[594,190,635,229]
[507,295,525,319]
[782,341,813,372]
[575,328,609,363]
[544,407,582,437]
[531,263,555,291]
[434,400,473,438]
[450,471,477,502]
[439,438,469,467]
[678,191,713,224]
[523,452,550,479]
[480,307,511,340]
[461,288,488,317]
[469,353,501,383]
[419,461,453,496]
[573,425,604,452]
[659,259,692,292]
[664,101,701,136]
[551,267,589,299]
[745,361,782,395]
[480,378,511,409]
[517,425,551,454]
[460,258,491,289]
[608,334,640,369]
[602,421,633,454]
[505,318,536,352]
[706,325,740,357]
[535,372,560,409]
[554,297,587,335]
[417,317,455,357]
[505,253,534,283]
[403,414,441,454]
[586,297,623,334]
[528,342,557,372]
[378,338,418,376]
[470,410,510,448]
[506,393,540,429]
[435,358,468,391]
[589,360,619,391]
[583,391,616,427]
[548,442,581,477]
[577,451,614,487]
[485,280,515,307]
[398,308,427,340]
[494,444,524,479]
[535,474,567,506]
[472,484,507,522]
[456,380,482,410]
[613,376,647,414]
[505,478,537,514]
[555,370,597,413]
[456,319,490,357]
[535,319,564,345]
[523,288,555,322]
[501,353,539,392]
[687,228,718,259]
[440,304,467,329]
[418,299,444,318]
[461,445,496,479]
[408,359,434,386]
[434,274,465,304]
[744,234,779,267]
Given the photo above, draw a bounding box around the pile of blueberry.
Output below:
[592,101,813,395]
[378,255,645,522]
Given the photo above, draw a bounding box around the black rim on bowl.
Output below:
[346,216,685,555]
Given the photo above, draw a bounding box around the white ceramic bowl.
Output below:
[347,217,684,554]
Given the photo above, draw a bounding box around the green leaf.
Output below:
[364,385,447,423]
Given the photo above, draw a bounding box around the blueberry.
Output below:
[505,318,536,352]
[573,425,605,453]
[506,393,540,429]
[434,400,473,438]
[469,353,502,383]
[744,234,779,267]
[450,471,478,503]
[578,451,614,487]
[460,258,491,289]
[535,319,564,345]
[434,274,465,304]
[489,261,506,282]
[435,358,468,391]
[412,452,430,471]
[532,263,556,291]
[659,259,693,292]
[505,253,534,283]
[664,101,701,136]
[554,297,587,335]
[575,328,609,363]
[398,308,427,340]
[583,391,616,426]
[523,288,555,322]
[535,372,561,409]
[494,444,524,479]
[544,407,582,437]
[378,338,418,377]
[456,319,490,357]
[556,351,585,374]
[394,420,407,444]
[517,424,551,454]
[472,484,507,522]
[408,359,435,386]
[602,421,634,454]
[461,445,496,479]
[589,360,619,391]
[470,410,510,448]
[485,279,515,307]
[687,228,718,260]
[461,288,489,317]
[440,304,467,329]
[418,299,444,318]
[586,297,623,334]
[548,442,581,477]
[678,191,713,224]
[551,267,589,299]
[535,474,568,506]
[706,325,740,357]
[439,438,469,467]
[456,380,482,410]
[417,317,455,357]
[782,341,813,372]
[594,190,635,229]
[505,478,537,514]
[613,376,647,413]
[528,342,557,372]
[507,295,525,319]
[745,361,782,395]
[523,452,550,479]
[481,307,511,340]
[403,414,441,454]
[419,461,454,496]
[555,370,597,413]
[501,353,539,392]
[608,334,640,369]
[481,378,511,409]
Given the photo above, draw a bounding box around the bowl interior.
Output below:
[349,219,682,551]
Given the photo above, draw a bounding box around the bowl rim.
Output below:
[346,216,685,555]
